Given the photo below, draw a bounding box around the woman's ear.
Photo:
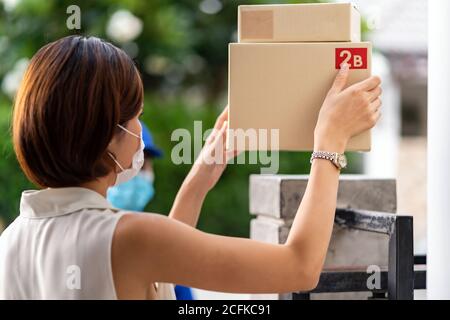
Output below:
[108,134,120,156]
[105,141,120,177]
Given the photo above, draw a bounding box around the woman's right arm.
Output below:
[112,64,382,294]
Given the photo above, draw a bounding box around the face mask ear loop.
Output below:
[107,151,125,172]
[117,124,141,139]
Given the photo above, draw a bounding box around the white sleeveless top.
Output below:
[0,187,176,300]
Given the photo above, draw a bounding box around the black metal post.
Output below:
[388,216,414,300]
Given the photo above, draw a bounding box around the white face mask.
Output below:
[108,123,145,186]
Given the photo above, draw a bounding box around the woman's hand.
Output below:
[314,63,383,153]
[186,106,238,193]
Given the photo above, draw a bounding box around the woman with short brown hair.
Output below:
[0,35,382,299]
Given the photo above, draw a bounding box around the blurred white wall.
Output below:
[362,52,401,178]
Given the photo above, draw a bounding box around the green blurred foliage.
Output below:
[0,0,326,103]
[0,0,364,236]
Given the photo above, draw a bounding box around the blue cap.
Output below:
[140,120,163,158]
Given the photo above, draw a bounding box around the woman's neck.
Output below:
[79,173,115,198]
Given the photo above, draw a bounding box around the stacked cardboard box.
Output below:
[228,3,372,151]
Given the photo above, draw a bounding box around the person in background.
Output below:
[107,121,194,300]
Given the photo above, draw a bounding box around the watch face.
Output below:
[338,155,347,168]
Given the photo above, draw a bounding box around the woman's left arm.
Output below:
[169,106,236,227]
[168,175,208,227]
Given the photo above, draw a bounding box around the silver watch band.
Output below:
[312,151,347,170]
[310,151,337,164]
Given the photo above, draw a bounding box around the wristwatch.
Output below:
[310,151,347,170]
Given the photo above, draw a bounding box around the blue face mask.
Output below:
[107,170,155,211]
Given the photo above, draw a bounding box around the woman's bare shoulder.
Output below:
[113,211,185,252]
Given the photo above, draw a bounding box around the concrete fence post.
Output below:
[248,174,397,300]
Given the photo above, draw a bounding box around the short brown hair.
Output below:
[12,35,144,188]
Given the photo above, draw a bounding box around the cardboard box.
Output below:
[228,42,372,152]
[238,3,361,43]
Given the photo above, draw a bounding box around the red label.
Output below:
[335,48,368,69]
